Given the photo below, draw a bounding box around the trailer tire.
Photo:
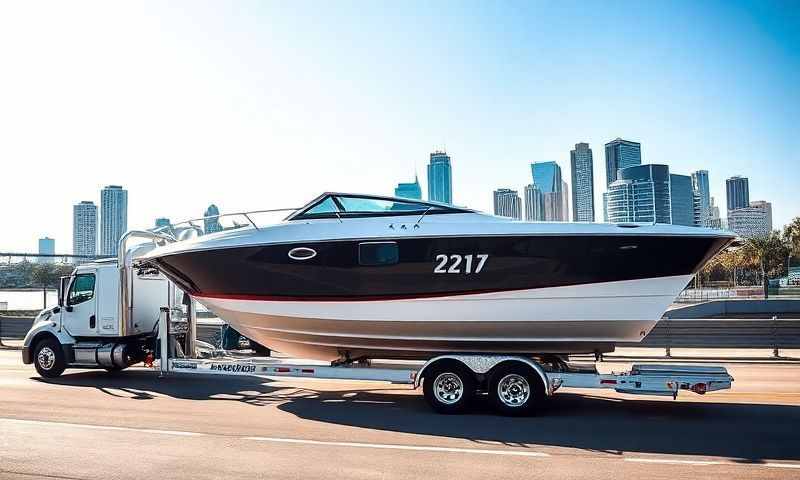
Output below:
[104,366,126,373]
[488,363,545,416]
[33,338,66,378]
[422,361,475,414]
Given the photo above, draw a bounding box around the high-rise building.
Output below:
[493,188,522,220]
[204,204,222,234]
[561,180,570,222]
[38,237,55,264]
[531,161,562,193]
[100,185,128,256]
[394,176,422,200]
[570,142,594,222]
[427,151,452,204]
[670,174,698,227]
[531,161,565,221]
[707,197,723,229]
[604,138,641,186]
[727,206,770,238]
[607,164,672,224]
[749,200,773,232]
[726,176,749,211]
[524,184,544,221]
[73,201,97,261]
[691,170,711,225]
[155,217,171,229]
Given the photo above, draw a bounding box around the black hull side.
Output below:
[151,234,731,300]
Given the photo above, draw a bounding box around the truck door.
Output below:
[63,272,97,337]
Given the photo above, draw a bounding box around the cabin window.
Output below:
[67,274,95,306]
[359,242,399,266]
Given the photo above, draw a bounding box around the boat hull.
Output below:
[195,275,692,360]
[147,230,731,361]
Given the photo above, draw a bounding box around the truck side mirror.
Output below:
[58,276,68,307]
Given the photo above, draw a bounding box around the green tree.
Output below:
[742,231,790,299]
[784,217,800,268]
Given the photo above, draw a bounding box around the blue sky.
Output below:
[0,1,797,252]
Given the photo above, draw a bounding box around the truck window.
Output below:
[67,274,95,306]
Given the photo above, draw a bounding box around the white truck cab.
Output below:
[22,241,175,377]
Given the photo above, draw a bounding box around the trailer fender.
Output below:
[414,355,552,395]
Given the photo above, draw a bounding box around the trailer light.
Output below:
[301,368,315,374]
[274,367,291,373]
[600,379,617,385]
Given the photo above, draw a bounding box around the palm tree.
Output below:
[742,231,790,299]
[784,217,800,280]
[30,264,53,310]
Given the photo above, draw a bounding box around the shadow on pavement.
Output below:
[38,369,800,462]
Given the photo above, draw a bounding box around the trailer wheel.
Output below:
[104,366,126,374]
[34,338,66,378]
[422,361,476,414]
[488,363,544,416]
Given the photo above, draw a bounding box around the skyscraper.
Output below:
[691,170,711,225]
[155,217,171,229]
[607,164,671,224]
[427,151,452,204]
[670,174,698,226]
[100,185,128,256]
[73,201,97,261]
[749,200,773,232]
[524,184,544,221]
[561,180,570,222]
[531,161,564,221]
[493,188,521,220]
[726,176,749,211]
[727,206,770,238]
[38,237,55,264]
[204,204,222,234]
[570,142,594,222]
[604,138,642,186]
[394,176,422,200]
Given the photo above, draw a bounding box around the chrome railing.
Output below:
[151,207,301,237]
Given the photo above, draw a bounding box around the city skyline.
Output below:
[1,2,797,251]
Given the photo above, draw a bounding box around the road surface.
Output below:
[1,348,799,479]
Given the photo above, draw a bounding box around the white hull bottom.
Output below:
[196,275,693,361]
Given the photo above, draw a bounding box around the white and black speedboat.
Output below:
[143,193,734,361]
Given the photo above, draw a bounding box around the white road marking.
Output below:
[4,417,800,470]
[244,436,550,457]
[625,458,722,466]
[0,418,203,437]
[764,463,800,469]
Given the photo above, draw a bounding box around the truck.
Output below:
[22,230,735,416]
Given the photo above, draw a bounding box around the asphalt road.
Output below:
[1,348,800,480]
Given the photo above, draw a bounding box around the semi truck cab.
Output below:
[22,241,175,377]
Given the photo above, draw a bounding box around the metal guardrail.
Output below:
[619,317,800,357]
[3,316,800,356]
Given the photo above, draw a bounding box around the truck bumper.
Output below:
[21,346,32,364]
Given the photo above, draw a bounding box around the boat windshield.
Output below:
[290,193,467,220]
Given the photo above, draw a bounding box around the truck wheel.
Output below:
[488,363,545,416]
[34,338,66,378]
[422,362,476,414]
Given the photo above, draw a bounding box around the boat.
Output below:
[142,192,735,361]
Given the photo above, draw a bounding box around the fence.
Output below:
[3,315,800,357]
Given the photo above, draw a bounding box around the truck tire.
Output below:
[34,338,66,378]
[422,361,476,414]
[488,363,545,416]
